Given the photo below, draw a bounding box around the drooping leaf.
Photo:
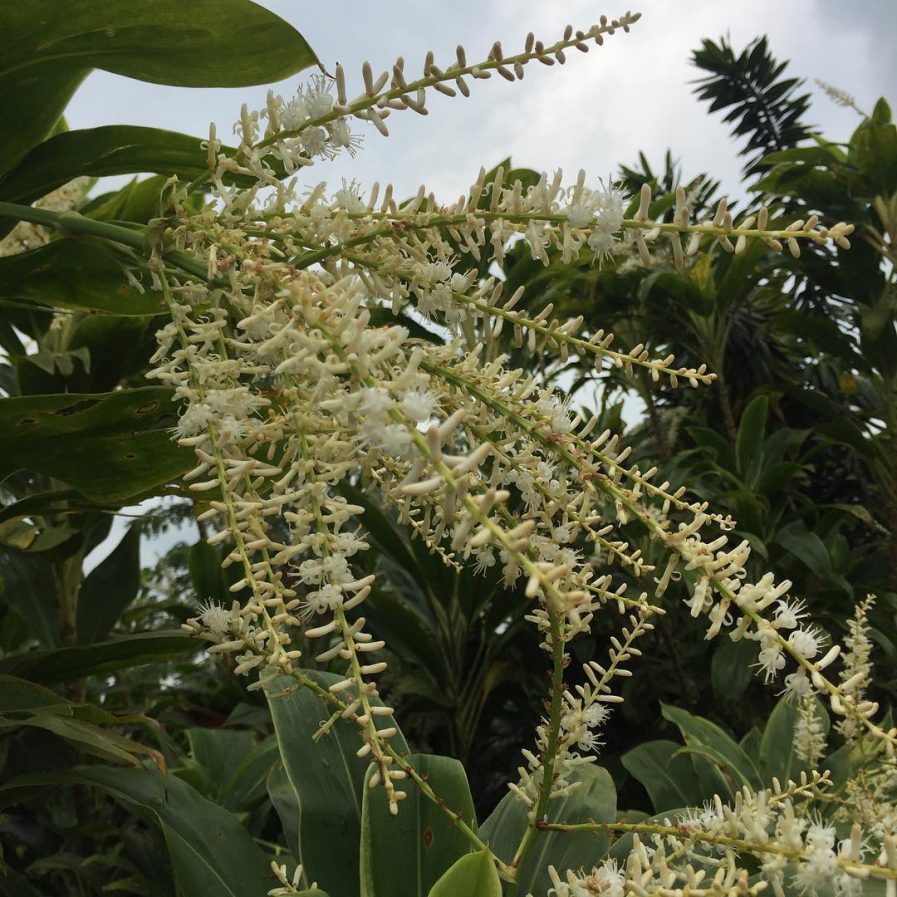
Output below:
[774,520,832,580]
[0,239,165,316]
[0,675,67,712]
[188,540,232,606]
[710,637,756,704]
[266,671,409,897]
[77,524,141,643]
[735,394,768,483]
[360,753,476,897]
[427,850,501,897]
[267,762,301,864]
[0,126,286,206]
[621,740,729,812]
[34,766,272,897]
[0,0,318,175]
[0,387,192,503]
[0,489,79,526]
[0,630,200,683]
[480,764,616,897]
[661,704,763,792]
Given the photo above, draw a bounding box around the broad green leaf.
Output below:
[0,674,68,712]
[622,740,716,812]
[77,524,141,643]
[267,762,301,863]
[0,865,44,897]
[759,696,800,785]
[427,850,501,897]
[0,681,158,767]
[51,766,271,897]
[710,638,755,704]
[0,66,84,180]
[0,387,192,503]
[1,713,142,766]
[740,727,762,759]
[0,126,286,206]
[0,546,60,646]
[360,753,476,897]
[184,728,277,812]
[661,704,762,792]
[480,765,616,897]
[0,630,200,683]
[735,395,768,483]
[848,116,897,196]
[774,520,832,579]
[0,239,165,316]
[0,0,318,175]
[266,671,409,897]
[188,540,231,605]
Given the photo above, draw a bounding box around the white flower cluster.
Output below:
[145,8,894,889]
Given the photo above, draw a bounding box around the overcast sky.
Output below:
[66,1,897,204]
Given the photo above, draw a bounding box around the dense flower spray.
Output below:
[142,10,897,895]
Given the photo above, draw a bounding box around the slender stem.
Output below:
[537,818,897,881]
[0,201,209,282]
[507,610,565,895]
[287,208,826,270]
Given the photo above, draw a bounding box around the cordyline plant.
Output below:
[1,7,893,897]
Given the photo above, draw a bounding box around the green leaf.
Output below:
[0,630,200,683]
[0,674,68,711]
[267,762,301,863]
[0,126,285,206]
[185,728,277,812]
[735,395,768,483]
[872,97,892,124]
[0,0,318,175]
[848,117,897,196]
[710,638,756,704]
[759,696,800,784]
[774,520,832,579]
[266,671,409,897]
[49,766,271,897]
[427,850,500,897]
[360,753,476,897]
[1,713,142,766]
[0,488,79,526]
[480,765,616,897]
[77,524,141,643]
[661,704,762,792]
[188,540,231,605]
[622,740,717,812]
[0,239,165,316]
[0,387,192,504]
[0,865,44,897]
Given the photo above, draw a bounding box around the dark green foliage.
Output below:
[691,35,813,178]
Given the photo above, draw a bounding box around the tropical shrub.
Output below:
[0,5,895,897]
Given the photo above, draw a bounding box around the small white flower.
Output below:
[199,601,238,640]
[401,390,436,422]
[176,402,214,438]
[789,625,824,660]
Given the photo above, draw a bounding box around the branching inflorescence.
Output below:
[125,9,897,896]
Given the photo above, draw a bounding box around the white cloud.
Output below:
[64,2,896,202]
